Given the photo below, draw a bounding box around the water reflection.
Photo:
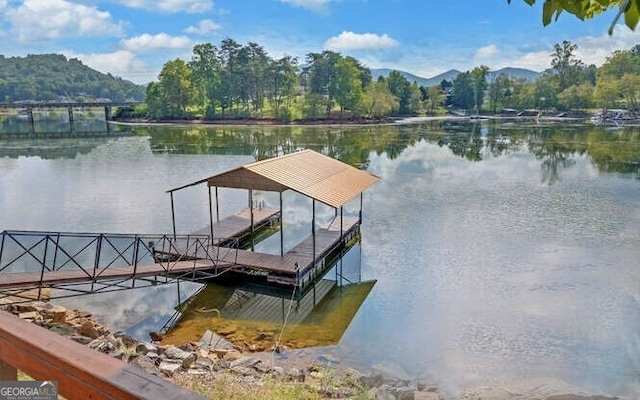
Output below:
[2,121,640,397]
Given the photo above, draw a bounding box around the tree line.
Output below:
[145,38,422,121]
[145,38,640,121]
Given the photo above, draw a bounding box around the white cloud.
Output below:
[114,0,213,13]
[184,19,222,35]
[280,0,331,12]
[0,0,7,8]
[324,31,399,51]
[5,0,124,43]
[474,44,500,60]
[574,26,640,66]
[62,49,154,83]
[120,33,192,52]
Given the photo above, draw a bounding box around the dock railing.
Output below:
[0,230,238,302]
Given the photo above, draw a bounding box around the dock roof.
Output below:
[169,149,379,208]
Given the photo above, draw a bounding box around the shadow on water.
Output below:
[159,242,376,352]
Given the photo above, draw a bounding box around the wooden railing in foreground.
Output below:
[0,311,206,400]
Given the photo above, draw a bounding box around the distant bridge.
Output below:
[0,101,143,135]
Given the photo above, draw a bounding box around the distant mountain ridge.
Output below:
[0,54,146,103]
[371,67,540,87]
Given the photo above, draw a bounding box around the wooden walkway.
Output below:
[0,259,221,289]
[0,215,358,292]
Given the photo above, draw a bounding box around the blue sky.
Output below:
[1,0,639,84]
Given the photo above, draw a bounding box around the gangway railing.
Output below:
[0,230,240,303]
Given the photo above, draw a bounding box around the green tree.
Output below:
[451,71,474,110]
[594,76,619,112]
[427,85,445,114]
[550,41,584,91]
[360,79,398,118]
[305,51,342,115]
[598,49,640,78]
[620,73,640,109]
[386,70,412,114]
[331,57,363,115]
[266,56,299,119]
[470,65,489,112]
[487,73,513,113]
[557,83,593,111]
[189,43,221,118]
[157,59,193,118]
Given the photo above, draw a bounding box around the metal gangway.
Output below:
[0,230,240,303]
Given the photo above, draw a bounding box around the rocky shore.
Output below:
[2,301,442,400]
[1,301,622,400]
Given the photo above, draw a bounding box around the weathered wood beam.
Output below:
[0,311,205,400]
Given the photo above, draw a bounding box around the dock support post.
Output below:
[104,106,112,133]
[27,108,36,135]
[170,192,177,240]
[340,207,344,240]
[279,191,284,257]
[359,193,363,223]
[0,359,17,381]
[215,187,220,222]
[208,186,214,243]
[249,190,254,232]
[312,199,316,275]
[68,106,75,134]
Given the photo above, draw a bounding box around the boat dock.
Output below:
[0,149,379,302]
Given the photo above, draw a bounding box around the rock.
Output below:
[136,342,158,355]
[286,368,305,382]
[114,333,138,347]
[48,323,78,337]
[18,311,39,320]
[360,374,385,389]
[14,303,38,313]
[158,360,182,377]
[78,320,99,339]
[187,368,209,377]
[199,330,235,350]
[146,352,159,359]
[222,350,243,361]
[131,356,157,375]
[197,349,209,359]
[163,345,193,360]
[272,366,285,376]
[254,362,272,374]
[194,357,213,370]
[229,356,259,369]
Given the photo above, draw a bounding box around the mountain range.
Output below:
[371,67,541,87]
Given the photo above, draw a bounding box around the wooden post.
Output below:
[0,359,17,380]
[359,193,363,223]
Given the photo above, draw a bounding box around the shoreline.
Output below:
[0,300,624,400]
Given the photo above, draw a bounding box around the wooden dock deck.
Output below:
[191,207,280,244]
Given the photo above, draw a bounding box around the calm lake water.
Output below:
[1,119,639,397]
